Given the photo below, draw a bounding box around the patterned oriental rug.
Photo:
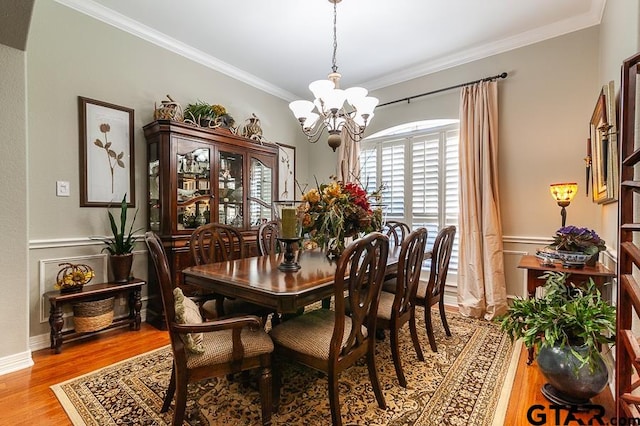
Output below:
[52,308,520,426]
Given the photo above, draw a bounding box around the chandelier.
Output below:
[289,0,379,151]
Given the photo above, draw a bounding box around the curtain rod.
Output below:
[378,72,508,107]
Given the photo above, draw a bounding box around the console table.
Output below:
[45,279,145,354]
[517,255,615,363]
[517,254,615,299]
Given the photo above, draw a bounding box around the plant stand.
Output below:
[541,384,592,409]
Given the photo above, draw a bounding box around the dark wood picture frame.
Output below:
[277,143,296,201]
[589,81,618,204]
[79,96,135,207]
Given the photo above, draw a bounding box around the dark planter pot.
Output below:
[110,253,133,283]
[537,345,608,406]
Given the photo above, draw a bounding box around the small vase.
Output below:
[326,237,346,260]
[585,253,598,267]
[110,253,133,283]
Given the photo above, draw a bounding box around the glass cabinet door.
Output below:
[249,156,274,227]
[176,144,211,231]
[218,151,244,227]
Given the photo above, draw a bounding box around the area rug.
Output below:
[52,308,520,425]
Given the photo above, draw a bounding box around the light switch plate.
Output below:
[56,181,70,197]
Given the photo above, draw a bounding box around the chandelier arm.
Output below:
[300,121,329,144]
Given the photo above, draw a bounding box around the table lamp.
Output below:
[549,182,578,227]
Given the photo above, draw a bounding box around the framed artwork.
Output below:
[79,97,135,207]
[277,143,296,200]
[589,81,618,204]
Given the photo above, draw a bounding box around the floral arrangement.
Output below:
[549,226,606,256]
[55,263,95,292]
[301,177,384,254]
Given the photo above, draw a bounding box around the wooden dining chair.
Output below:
[144,231,274,426]
[415,225,456,352]
[257,220,282,256]
[384,220,411,246]
[375,227,428,387]
[189,223,269,320]
[270,232,390,426]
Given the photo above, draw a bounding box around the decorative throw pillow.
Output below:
[173,287,205,354]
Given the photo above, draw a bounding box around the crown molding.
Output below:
[363,0,605,92]
[53,0,297,101]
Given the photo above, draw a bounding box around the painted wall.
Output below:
[0,43,30,369]
[24,0,304,343]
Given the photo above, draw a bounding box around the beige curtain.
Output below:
[337,122,361,183]
[457,81,508,320]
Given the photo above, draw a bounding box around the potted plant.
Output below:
[183,101,227,128]
[95,194,140,283]
[547,225,606,266]
[497,271,615,405]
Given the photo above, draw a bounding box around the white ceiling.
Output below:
[56,0,605,101]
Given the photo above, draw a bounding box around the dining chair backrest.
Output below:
[394,227,429,318]
[190,223,245,265]
[144,231,178,332]
[425,225,457,302]
[384,221,411,246]
[332,232,390,361]
[257,220,282,256]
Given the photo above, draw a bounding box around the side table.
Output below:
[45,278,145,354]
[517,255,614,363]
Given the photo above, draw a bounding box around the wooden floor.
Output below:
[0,322,615,425]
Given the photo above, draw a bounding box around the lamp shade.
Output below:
[549,182,578,204]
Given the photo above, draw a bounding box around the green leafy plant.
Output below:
[497,271,615,372]
[95,194,141,255]
[183,101,226,126]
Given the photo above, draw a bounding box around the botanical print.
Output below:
[94,123,125,193]
[81,97,134,206]
[278,144,295,200]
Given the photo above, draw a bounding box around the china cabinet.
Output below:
[144,120,278,327]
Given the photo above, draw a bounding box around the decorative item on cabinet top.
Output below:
[183,100,237,133]
[153,94,183,121]
[150,97,276,143]
[241,113,263,141]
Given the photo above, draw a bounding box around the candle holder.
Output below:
[276,237,302,271]
[272,201,306,272]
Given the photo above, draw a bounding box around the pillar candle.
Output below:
[281,208,298,239]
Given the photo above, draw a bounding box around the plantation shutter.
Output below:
[381,141,405,217]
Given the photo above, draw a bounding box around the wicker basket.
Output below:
[73,297,114,333]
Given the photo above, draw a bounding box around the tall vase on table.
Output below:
[273,201,305,272]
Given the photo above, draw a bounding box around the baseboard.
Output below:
[29,309,150,352]
[0,350,33,376]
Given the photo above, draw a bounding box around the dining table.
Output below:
[182,246,401,314]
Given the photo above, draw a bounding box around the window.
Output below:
[360,120,459,276]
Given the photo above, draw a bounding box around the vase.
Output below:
[110,253,133,283]
[326,237,347,260]
[537,345,608,406]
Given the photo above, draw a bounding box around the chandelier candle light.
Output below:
[549,182,578,227]
[289,0,379,151]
